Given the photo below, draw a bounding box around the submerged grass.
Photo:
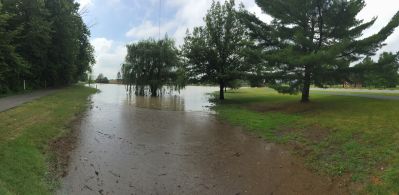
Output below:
[0,85,96,194]
[214,88,399,194]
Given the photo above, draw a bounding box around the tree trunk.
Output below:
[301,66,311,103]
[219,81,225,100]
[150,86,157,97]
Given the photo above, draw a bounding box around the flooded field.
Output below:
[58,84,346,194]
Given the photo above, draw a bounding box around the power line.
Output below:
[158,0,162,41]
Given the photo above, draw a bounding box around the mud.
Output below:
[58,85,348,195]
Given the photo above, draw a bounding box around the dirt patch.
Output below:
[300,124,332,143]
[47,110,87,180]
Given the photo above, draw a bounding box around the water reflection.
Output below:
[93,84,218,112]
[127,95,186,111]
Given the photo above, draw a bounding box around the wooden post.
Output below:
[23,80,26,90]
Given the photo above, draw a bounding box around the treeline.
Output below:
[351,52,399,88]
[0,0,95,93]
[122,0,399,102]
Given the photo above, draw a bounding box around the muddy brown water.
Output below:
[58,84,348,195]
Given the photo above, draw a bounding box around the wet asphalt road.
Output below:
[0,90,57,112]
[58,85,347,195]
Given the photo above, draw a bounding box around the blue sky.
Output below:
[77,0,399,79]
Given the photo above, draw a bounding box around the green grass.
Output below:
[214,88,399,194]
[0,85,96,195]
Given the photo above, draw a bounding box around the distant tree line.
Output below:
[0,0,95,94]
[95,73,109,84]
[122,0,399,102]
[351,52,399,88]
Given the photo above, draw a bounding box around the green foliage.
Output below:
[0,0,95,93]
[239,0,399,102]
[122,37,186,96]
[0,85,96,194]
[0,2,27,93]
[352,52,399,88]
[182,0,249,100]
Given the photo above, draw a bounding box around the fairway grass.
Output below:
[214,88,399,194]
[0,85,96,194]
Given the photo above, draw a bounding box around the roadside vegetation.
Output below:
[214,88,399,193]
[0,0,95,94]
[0,85,96,194]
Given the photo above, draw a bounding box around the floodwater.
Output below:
[58,84,348,195]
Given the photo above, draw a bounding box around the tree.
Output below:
[0,0,94,93]
[45,0,94,86]
[117,72,122,84]
[122,37,186,96]
[352,52,399,88]
[2,0,52,88]
[240,0,399,102]
[0,2,27,93]
[95,73,109,84]
[182,0,248,100]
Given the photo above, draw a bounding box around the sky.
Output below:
[76,0,399,79]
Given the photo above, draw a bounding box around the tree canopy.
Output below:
[182,0,249,100]
[122,37,186,96]
[240,0,399,102]
[0,0,94,93]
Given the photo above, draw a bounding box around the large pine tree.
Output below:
[240,0,399,102]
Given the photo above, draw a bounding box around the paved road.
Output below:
[312,90,399,100]
[0,90,57,112]
[311,88,399,94]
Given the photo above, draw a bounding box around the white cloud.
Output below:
[125,20,176,40]
[91,38,127,79]
[156,0,270,45]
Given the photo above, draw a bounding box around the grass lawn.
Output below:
[0,85,96,194]
[214,88,399,194]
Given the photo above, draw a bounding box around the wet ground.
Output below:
[58,84,347,195]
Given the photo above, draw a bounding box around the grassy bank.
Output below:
[214,88,399,194]
[0,85,96,194]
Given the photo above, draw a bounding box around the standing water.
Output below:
[58,84,347,194]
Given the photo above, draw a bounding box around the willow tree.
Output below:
[122,37,186,96]
[182,0,248,100]
[240,0,399,102]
